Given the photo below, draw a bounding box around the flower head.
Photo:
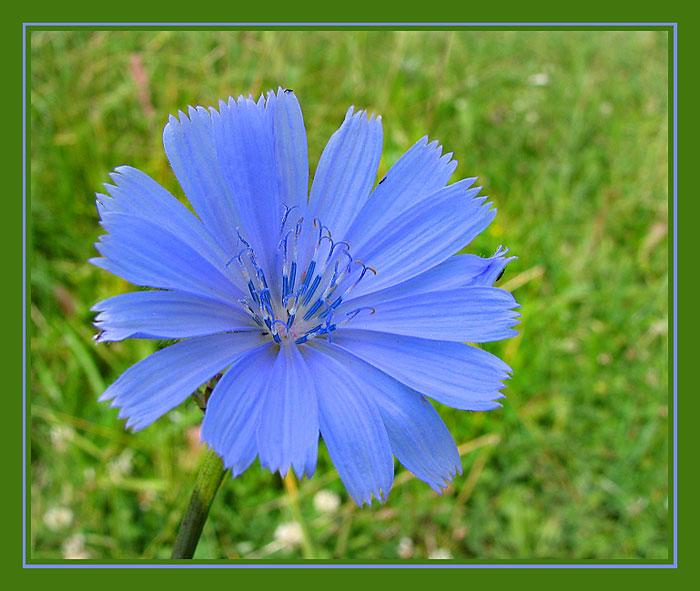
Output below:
[91,88,520,506]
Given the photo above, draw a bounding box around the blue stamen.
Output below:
[280,204,300,234]
[230,216,379,346]
[295,323,323,345]
[301,261,316,291]
[302,274,322,306]
[355,261,377,283]
[278,231,292,256]
[255,267,268,289]
[326,240,350,263]
[328,261,341,290]
[345,306,376,321]
[313,217,332,241]
[341,250,353,272]
[236,229,252,249]
[260,289,273,313]
[303,299,323,321]
[248,280,259,304]
[322,302,335,342]
[318,296,342,319]
[289,261,297,292]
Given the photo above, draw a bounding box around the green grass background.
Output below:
[29,29,669,560]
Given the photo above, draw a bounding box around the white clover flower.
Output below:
[313,489,341,514]
[428,548,453,559]
[397,536,414,559]
[44,506,73,531]
[107,449,134,480]
[62,533,89,559]
[274,521,303,550]
[49,425,74,452]
[528,72,550,86]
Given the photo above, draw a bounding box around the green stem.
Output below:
[171,445,227,559]
[283,472,317,559]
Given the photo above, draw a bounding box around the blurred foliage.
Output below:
[29,29,669,560]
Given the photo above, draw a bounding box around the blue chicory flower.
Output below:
[91,88,520,506]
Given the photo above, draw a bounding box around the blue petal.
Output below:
[336,248,517,315]
[331,329,510,410]
[308,107,383,239]
[210,95,284,279]
[91,212,243,304]
[345,135,459,244]
[163,105,245,255]
[462,246,518,287]
[97,166,226,262]
[351,182,496,297]
[346,287,521,343]
[201,343,277,477]
[265,88,309,210]
[301,345,394,506]
[309,339,462,492]
[99,332,267,432]
[256,341,319,479]
[91,291,257,342]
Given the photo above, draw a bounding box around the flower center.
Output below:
[228,207,376,344]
